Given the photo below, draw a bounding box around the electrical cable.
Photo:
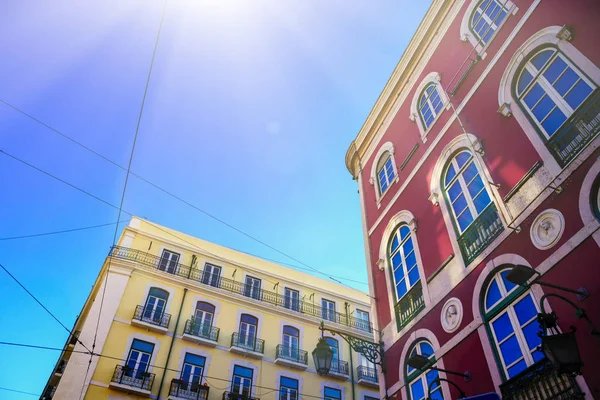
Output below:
[0,220,129,241]
[0,386,39,397]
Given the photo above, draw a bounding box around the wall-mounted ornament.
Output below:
[428,192,440,206]
[530,209,565,250]
[498,102,512,117]
[556,25,573,42]
[441,297,463,333]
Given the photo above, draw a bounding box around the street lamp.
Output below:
[426,377,466,399]
[312,337,334,375]
[504,265,588,298]
[406,354,471,382]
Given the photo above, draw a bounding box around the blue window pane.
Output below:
[532,95,556,121]
[132,339,155,354]
[554,68,579,96]
[447,181,463,202]
[400,225,411,240]
[486,279,502,310]
[507,359,528,378]
[407,348,417,374]
[426,84,435,96]
[390,235,400,253]
[396,280,408,299]
[522,320,542,350]
[473,190,491,213]
[281,377,298,390]
[467,175,485,198]
[565,80,593,109]
[241,314,258,325]
[233,365,253,379]
[324,387,341,399]
[492,313,514,342]
[419,93,427,108]
[403,237,414,255]
[393,262,405,282]
[148,287,169,299]
[523,83,545,108]
[445,164,456,186]
[391,252,402,270]
[500,270,517,292]
[543,57,568,84]
[475,19,488,40]
[408,266,420,286]
[426,369,439,386]
[430,390,444,400]
[184,353,206,367]
[514,295,537,325]
[452,194,469,215]
[531,49,554,71]
[483,26,494,43]
[517,69,534,95]
[420,342,434,357]
[456,151,471,168]
[462,162,478,183]
[541,107,567,136]
[457,209,474,231]
[410,380,425,400]
[500,335,523,366]
[533,349,545,362]
[405,252,417,270]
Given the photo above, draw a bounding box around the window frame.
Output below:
[321,299,336,322]
[355,309,370,331]
[244,275,262,300]
[202,263,221,287]
[181,352,206,386]
[388,224,421,302]
[231,365,254,397]
[377,152,396,195]
[405,340,443,400]
[370,142,398,204]
[279,376,299,400]
[284,287,300,312]
[460,0,517,57]
[409,73,450,142]
[158,249,180,274]
[323,386,342,400]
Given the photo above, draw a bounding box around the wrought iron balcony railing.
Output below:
[222,392,259,400]
[110,246,373,333]
[132,305,171,329]
[499,358,584,400]
[183,319,220,342]
[68,330,80,346]
[275,344,308,365]
[55,360,66,374]
[111,365,155,392]
[395,281,426,331]
[458,204,504,265]
[547,89,600,167]
[231,332,264,354]
[329,358,349,375]
[170,379,210,400]
[357,366,378,383]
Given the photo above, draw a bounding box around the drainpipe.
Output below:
[157,288,188,399]
[345,302,357,400]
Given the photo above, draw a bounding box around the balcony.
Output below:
[182,319,219,347]
[274,345,308,370]
[357,366,379,387]
[458,204,504,265]
[68,330,80,347]
[547,89,600,167]
[499,358,584,400]
[131,305,171,333]
[169,379,210,400]
[327,359,349,380]
[109,365,155,397]
[229,332,264,358]
[395,281,426,331]
[109,246,373,334]
[223,392,259,400]
[54,360,66,376]
[41,386,56,400]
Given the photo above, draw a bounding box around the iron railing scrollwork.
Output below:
[132,304,171,328]
[275,344,308,365]
[183,319,220,342]
[547,89,600,167]
[110,246,373,333]
[222,392,259,400]
[499,358,584,400]
[169,379,210,400]
[111,365,155,391]
[357,366,378,383]
[394,281,426,331]
[231,332,264,354]
[457,204,504,265]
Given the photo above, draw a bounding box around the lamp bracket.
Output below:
[319,322,385,370]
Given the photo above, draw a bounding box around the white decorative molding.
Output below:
[428,192,439,206]
[440,297,463,333]
[497,102,512,117]
[459,0,518,56]
[530,209,565,250]
[370,142,399,203]
[409,72,449,142]
[556,25,573,42]
[578,156,600,247]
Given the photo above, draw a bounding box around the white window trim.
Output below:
[397,329,452,400]
[282,285,302,311]
[190,295,222,325]
[320,381,345,400]
[279,320,305,349]
[276,371,303,400]
[140,282,175,316]
[409,72,451,143]
[430,133,507,268]
[155,245,183,272]
[176,347,212,382]
[378,210,431,334]
[498,25,600,177]
[319,296,337,322]
[120,333,161,373]
[235,308,263,339]
[578,156,600,247]
[241,272,262,300]
[361,391,381,400]
[459,0,518,58]
[369,142,399,204]
[228,359,259,398]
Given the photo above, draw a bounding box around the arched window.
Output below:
[514,46,596,166]
[377,152,396,195]
[238,314,259,348]
[470,0,509,45]
[405,340,443,400]
[143,287,169,322]
[443,149,503,264]
[482,268,542,379]
[419,83,444,129]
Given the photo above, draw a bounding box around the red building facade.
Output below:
[345,0,600,399]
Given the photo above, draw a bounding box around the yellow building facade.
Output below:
[43,218,380,400]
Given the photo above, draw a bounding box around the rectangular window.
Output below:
[232,365,253,397]
[181,353,205,386]
[284,288,300,311]
[279,377,298,400]
[324,387,341,400]
[126,339,154,377]
[244,276,261,300]
[158,249,180,274]
[202,264,221,287]
[322,299,336,322]
[356,309,370,331]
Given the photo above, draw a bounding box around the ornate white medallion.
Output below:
[530,209,565,250]
[441,297,463,333]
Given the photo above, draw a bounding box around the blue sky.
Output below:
[0,0,430,397]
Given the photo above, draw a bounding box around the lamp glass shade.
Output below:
[542,331,583,374]
[505,265,536,286]
[407,354,430,370]
[312,338,334,375]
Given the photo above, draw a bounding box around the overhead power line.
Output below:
[0,102,370,287]
[0,220,128,241]
[0,386,39,397]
